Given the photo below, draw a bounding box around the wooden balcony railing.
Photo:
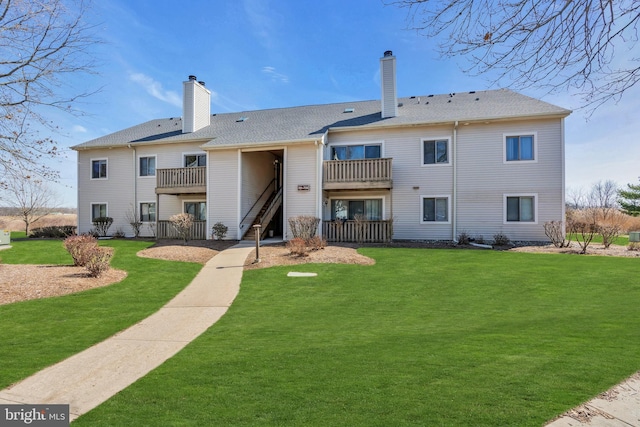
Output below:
[323,220,392,243]
[323,158,392,190]
[157,220,207,240]
[156,167,206,194]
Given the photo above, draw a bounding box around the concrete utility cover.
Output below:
[287,272,317,277]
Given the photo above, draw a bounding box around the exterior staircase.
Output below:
[242,187,283,240]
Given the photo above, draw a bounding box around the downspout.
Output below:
[315,138,324,237]
[128,144,137,237]
[452,121,458,242]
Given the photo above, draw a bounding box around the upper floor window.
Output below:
[331,199,382,220]
[422,139,449,165]
[185,154,206,167]
[505,195,536,222]
[505,134,535,161]
[91,159,107,179]
[421,196,449,223]
[139,156,156,177]
[331,144,381,160]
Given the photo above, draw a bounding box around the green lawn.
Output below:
[72,248,640,426]
[0,238,202,389]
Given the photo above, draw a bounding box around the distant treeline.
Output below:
[0,207,77,215]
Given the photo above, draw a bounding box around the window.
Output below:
[505,135,535,161]
[423,139,448,165]
[91,203,107,221]
[140,202,156,222]
[422,197,449,222]
[331,199,382,220]
[184,201,206,220]
[139,156,156,177]
[331,144,381,160]
[505,195,536,222]
[185,154,206,167]
[91,159,107,179]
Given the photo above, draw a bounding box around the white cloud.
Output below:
[262,66,289,83]
[72,125,87,133]
[129,73,182,108]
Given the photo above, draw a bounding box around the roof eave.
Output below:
[202,135,326,151]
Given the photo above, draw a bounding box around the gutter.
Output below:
[128,143,137,233]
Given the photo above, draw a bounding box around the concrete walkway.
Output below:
[0,241,256,422]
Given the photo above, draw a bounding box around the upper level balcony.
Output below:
[323,158,392,190]
[156,166,206,195]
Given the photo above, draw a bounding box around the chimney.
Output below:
[182,75,211,133]
[380,50,398,118]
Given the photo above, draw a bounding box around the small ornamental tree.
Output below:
[92,217,113,237]
[169,213,194,244]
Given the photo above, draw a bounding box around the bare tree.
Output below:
[390,1,640,111]
[1,171,60,235]
[0,0,99,184]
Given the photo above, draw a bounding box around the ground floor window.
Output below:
[91,203,107,221]
[421,196,449,222]
[184,201,206,220]
[506,196,535,222]
[331,199,382,220]
[140,202,156,222]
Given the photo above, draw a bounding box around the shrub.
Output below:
[569,220,598,254]
[29,225,77,238]
[543,221,570,248]
[63,235,98,266]
[84,246,114,278]
[457,230,471,245]
[112,228,126,238]
[169,213,194,244]
[308,235,326,251]
[474,235,485,244]
[628,242,640,251]
[492,232,511,246]
[125,205,142,238]
[287,237,309,257]
[92,217,113,237]
[288,216,320,240]
[211,222,228,240]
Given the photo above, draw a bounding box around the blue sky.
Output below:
[49,0,640,207]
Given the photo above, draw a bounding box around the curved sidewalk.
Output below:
[0,241,256,422]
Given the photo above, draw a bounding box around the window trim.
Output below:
[421,137,451,167]
[90,203,108,221]
[183,200,207,221]
[503,132,538,164]
[503,193,538,224]
[138,155,157,178]
[183,151,207,168]
[90,158,108,180]
[139,201,156,223]
[328,196,385,221]
[420,195,451,224]
[328,141,385,160]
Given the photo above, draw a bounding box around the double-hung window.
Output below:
[140,202,156,222]
[331,144,381,160]
[505,134,535,161]
[505,195,536,222]
[91,159,107,179]
[422,139,449,165]
[331,199,382,220]
[184,201,206,221]
[91,203,107,221]
[422,196,449,223]
[185,154,206,167]
[139,156,156,177]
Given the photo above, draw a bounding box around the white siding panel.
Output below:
[208,149,239,239]
[285,144,320,239]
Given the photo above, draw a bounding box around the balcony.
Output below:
[323,158,392,190]
[157,220,207,240]
[156,167,206,195]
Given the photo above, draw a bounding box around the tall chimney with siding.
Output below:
[182,75,211,133]
[380,50,398,118]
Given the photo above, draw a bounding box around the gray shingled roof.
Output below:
[72,89,570,150]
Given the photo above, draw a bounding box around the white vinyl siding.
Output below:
[285,144,320,239]
[208,149,239,239]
